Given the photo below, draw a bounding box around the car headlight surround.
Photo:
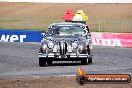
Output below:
[86,39,91,45]
[53,44,59,52]
[67,45,73,52]
[78,45,84,50]
[72,42,78,49]
[47,41,54,49]
[78,45,85,53]
[42,43,47,50]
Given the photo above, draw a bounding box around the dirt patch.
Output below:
[0,76,132,88]
[0,2,132,32]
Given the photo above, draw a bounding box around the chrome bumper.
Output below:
[39,53,89,58]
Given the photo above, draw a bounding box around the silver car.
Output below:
[39,22,93,66]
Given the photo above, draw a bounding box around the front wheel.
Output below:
[47,60,52,66]
[81,58,88,65]
[39,58,47,67]
[88,57,92,63]
[87,45,93,64]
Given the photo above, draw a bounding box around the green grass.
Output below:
[0,19,20,22]
[0,18,131,33]
[0,27,47,31]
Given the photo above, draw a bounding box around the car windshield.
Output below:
[59,27,84,34]
[48,25,85,35]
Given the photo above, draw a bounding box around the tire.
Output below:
[47,60,52,66]
[39,48,43,53]
[88,57,92,63]
[39,58,46,67]
[81,58,88,65]
[87,45,93,64]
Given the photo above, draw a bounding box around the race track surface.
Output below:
[0,42,132,77]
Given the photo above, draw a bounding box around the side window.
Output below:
[46,26,51,34]
[47,27,60,35]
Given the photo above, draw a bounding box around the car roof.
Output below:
[51,22,85,26]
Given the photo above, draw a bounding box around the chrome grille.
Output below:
[59,41,67,55]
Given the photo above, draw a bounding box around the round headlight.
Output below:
[72,42,78,49]
[78,45,84,53]
[42,44,47,50]
[48,41,54,49]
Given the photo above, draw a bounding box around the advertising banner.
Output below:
[0,30,132,47]
[0,30,45,42]
[91,32,132,47]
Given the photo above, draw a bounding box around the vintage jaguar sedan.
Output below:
[39,22,93,66]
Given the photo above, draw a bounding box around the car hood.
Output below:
[46,34,86,42]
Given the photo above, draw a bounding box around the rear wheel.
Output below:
[39,58,47,67]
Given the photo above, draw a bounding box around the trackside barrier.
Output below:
[91,32,132,47]
[0,30,45,42]
[0,30,132,47]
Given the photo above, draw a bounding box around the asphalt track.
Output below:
[0,42,132,77]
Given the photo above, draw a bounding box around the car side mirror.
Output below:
[87,33,91,36]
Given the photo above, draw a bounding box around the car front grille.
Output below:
[59,41,67,55]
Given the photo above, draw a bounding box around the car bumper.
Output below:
[39,53,89,60]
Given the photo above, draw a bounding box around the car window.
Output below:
[59,26,84,34]
[47,25,85,35]
[47,26,60,35]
